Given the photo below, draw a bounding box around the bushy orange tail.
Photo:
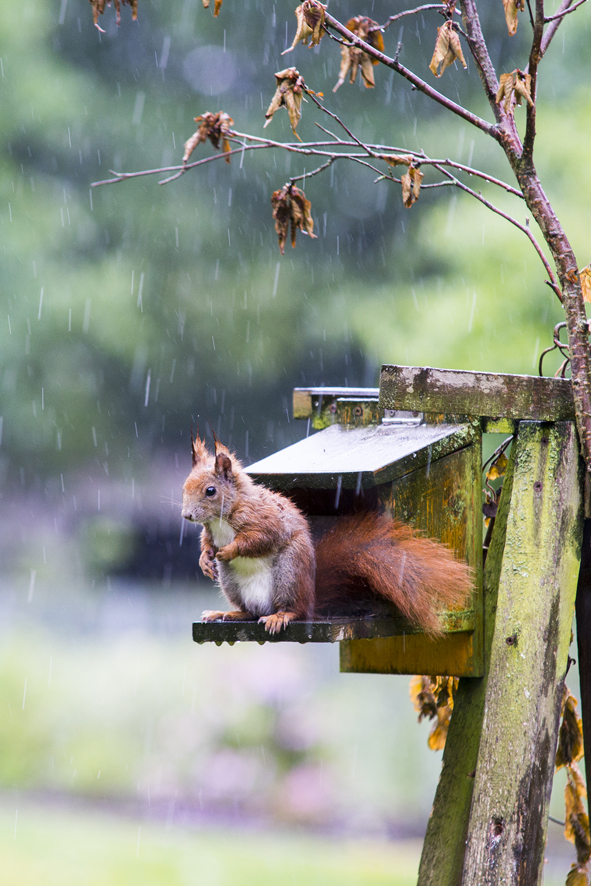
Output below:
[313,513,474,635]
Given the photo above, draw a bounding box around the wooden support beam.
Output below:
[380,365,575,423]
[460,422,582,884]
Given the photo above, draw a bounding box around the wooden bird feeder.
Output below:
[193,369,486,677]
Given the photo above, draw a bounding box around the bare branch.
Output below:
[322,10,499,141]
[432,162,561,298]
[540,0,587,61]
[545,0,587,22]
[522,1,545,161]
[424,158,524,197]
[377,4,459,31]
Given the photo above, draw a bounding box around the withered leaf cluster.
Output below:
[333,17,384,93]
[503,0,525,37]
[496,70,534,115]
[556,686,591,884]
[283,1,326,55]
[483,449,508,527]
[271,183,316,254]
[429,20,467,78]
[401,166,424,208]
[89,0,137,29]
[265,68,306,137]
[580,265,591,303]
[410,675,458,751]
[183,112,234,165]
[202,0,223,16]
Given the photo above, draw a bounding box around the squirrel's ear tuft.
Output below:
[191,426,209,467]
[210,425,231,459]
[214,451,234,480]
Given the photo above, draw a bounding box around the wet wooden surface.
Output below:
[380,365,575,422]
[246,421,478,490]
[192,608,475,646]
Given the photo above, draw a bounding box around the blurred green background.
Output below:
[1,0,589,882]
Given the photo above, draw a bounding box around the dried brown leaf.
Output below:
[183,111,234,165]
[503,0,525,37]
[411,676,457,751]
[332,17,384,92]
[429,20,467,78]
[565,763,591,864]
[271,183,317,254]
[581,265,591,303]
[557,687,585,770]
[202,0,222,14]
[401,166,424,208]
[496,70,533,115]
[265,68,305,138]
[283,2,326,54]
[380,154,414,168]
[89,0,138,29]
[566,863,591,886]
[487,451,508,484]
[410,675,438,720]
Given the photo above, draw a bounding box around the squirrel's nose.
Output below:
[181,508,193,521]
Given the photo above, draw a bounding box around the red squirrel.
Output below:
[181,431,473,635]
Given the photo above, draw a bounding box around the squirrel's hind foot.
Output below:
[258,611,298,634]
[202,609,254,623]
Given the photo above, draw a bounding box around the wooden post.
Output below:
[419,421,582,885]
[461,422,582,884]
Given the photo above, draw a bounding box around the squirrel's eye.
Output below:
[205,486,216,497]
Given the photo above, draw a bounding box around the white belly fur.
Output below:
[208,519,274,612]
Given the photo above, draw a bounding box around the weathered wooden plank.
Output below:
[192,610,475,646]
[576,520,591,802]
[380,365,575,422]
[417,433,517,885]
[340,631,479,677]
[293,387,380,428]
[461,422,582,885]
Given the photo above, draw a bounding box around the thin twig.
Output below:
[377,4,459,31]
[432,163,561,299]
[545,0,587,21]
[289,157,335,185]
[313,122,345,143]
[539,0,584,63]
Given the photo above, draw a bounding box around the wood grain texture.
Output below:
[461,421,582,885]
[380,365,575,422]
[417,433,517,885]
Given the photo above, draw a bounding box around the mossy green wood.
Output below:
[459,422,582,885]
[417,432,517,885]
[340,435,483,677]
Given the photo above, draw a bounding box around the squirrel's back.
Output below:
[313,512,473,635]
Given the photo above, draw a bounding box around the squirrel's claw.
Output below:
[199,550,219,581]
[258,611,295,634]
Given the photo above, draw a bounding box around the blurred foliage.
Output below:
[0,0,590,498]
[0,620,442,827]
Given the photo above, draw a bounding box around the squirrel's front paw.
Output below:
[215,545,235,562]
[199,549,219,581]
